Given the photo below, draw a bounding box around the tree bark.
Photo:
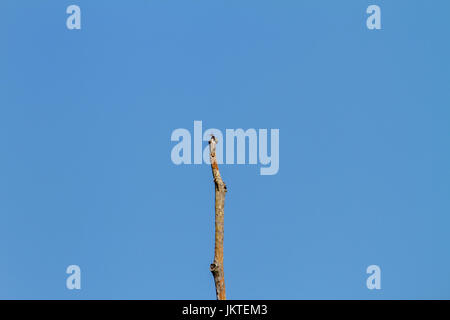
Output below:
[209,135,227,300]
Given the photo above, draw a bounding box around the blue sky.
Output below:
[0,0,449,299]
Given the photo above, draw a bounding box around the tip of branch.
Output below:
[209,135,217,144]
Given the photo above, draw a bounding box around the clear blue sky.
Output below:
[0,0,449,299]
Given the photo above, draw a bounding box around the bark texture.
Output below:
[209,136,227,300]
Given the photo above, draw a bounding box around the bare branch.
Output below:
[209,135,227,300]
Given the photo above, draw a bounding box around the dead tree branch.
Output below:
[209,135,227,300]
